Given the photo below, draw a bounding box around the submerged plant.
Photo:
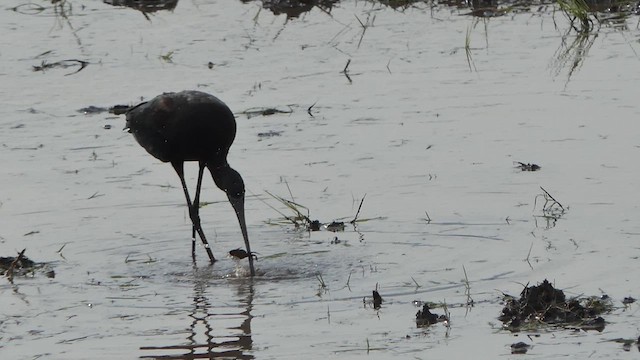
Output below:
[464,25,477,72]
[556,0,597,33]
[549,27,598,87]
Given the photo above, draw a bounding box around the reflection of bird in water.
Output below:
[140,273,255,359]
[124,90,255,276]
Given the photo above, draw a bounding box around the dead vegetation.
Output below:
[499,279,612,331]
[415,301,451,327]
[533,186,566,228]
[1,249,54,282]
[104,0,178,20]
[262,181,378,232]
[32,59,88,76]
[514,161,541,171]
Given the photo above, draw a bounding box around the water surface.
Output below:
[1,0,640,358]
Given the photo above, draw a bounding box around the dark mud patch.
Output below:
[499,279,612,332]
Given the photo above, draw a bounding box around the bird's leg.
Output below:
[191,161,206,255]
[171,161,216,263]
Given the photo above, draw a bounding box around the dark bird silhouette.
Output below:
[124,90,255,276]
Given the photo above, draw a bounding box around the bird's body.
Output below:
[126,91,235,165]
[125,90,255,276]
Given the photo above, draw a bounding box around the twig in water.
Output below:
[442,299,451,336]
[33,59,89,76]
[159,50,175,63]
[462,265,474,309]
[465,26,477,72]
[524,242,534,270]
[539,186,564,211]
[87,191,103,199]
[316,273,328,297]
[6,249,27,283]
[350,194,366,224]
[284,178,295,204]
[533,187,566,229]
[342,59,352,83]
[57,243,68,261]
[316,273,327,289]
[307,101,317,117]
[411,276,421,288]
[354,14,374,49]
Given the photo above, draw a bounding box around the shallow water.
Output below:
[1,0,640,358]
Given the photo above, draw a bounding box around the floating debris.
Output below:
[499,279,612,331]
[510,341,531,354]
[622,296,636,305]
[415,302,450,328]
[78,106,109,114]
[32,59,88,76]
[1,249,54,281]
[110,104,132,115]
[515,161,541,171]
[416,303,439,327]
[309,220,321,231]
[257,130,283,138]
[0,253,35,272]
[253,0,339,19]
[242,107,292,119]
[325,221,345,232]
[264,188,375,232]
[103,0,177,20]
[534,187,566,229]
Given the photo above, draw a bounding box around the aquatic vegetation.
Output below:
[557,0,594,32]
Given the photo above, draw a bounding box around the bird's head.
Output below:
[210,164,245,210]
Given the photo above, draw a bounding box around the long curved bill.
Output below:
[228,194,255,276]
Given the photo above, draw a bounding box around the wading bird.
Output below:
[124,90,255,276]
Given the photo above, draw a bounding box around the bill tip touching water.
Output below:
[123,90,255,276]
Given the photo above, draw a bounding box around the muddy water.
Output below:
[2,0,640,358]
